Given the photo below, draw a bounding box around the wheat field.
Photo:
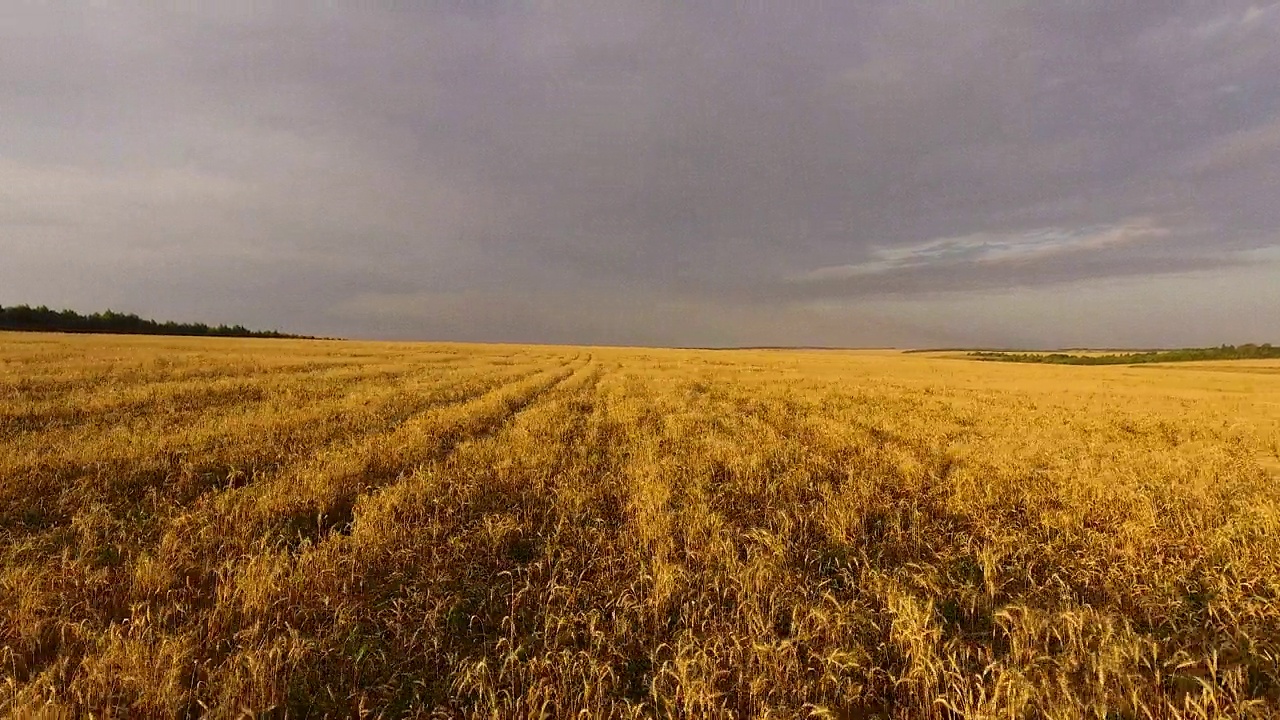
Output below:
[2,333,1278,719]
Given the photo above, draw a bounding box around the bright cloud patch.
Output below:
[801,219,1170,281]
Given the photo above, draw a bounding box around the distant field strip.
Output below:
[2,334,1280,718]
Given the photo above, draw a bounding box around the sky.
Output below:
[3,2,1279,348]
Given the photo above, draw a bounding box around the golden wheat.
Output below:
[2,333,1278,718]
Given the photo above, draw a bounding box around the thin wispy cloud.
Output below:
[801,219,1171,281]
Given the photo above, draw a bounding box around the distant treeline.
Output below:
[0,304,307,339]
[969,344,1280,365]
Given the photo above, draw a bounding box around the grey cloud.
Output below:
[2,2,1279,346]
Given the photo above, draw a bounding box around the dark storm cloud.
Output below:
[2,2,1278,346]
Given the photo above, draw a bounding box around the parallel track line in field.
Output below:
[0,363,555,539]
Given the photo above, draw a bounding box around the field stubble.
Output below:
[2,333,1279,718]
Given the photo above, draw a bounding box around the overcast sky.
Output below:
[3,2,1279,347]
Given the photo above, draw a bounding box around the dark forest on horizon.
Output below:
[0,304,308,339]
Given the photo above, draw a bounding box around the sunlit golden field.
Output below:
[2,333,1279,719]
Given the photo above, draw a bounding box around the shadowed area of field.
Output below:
[2,333,1279,718]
